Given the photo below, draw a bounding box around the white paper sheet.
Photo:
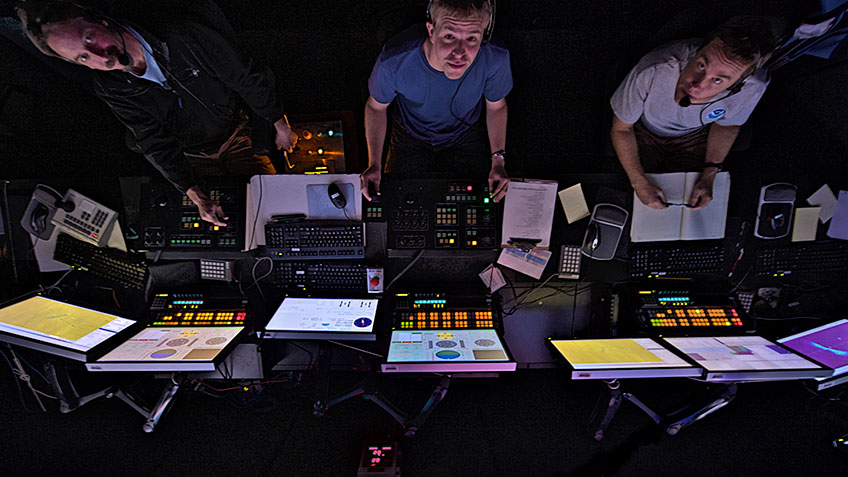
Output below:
[500,180,558,249]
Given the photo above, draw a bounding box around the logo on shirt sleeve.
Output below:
[707,108,726,120]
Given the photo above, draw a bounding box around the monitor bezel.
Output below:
[661,335,833,382]
[0,293,140,362]
[381,328,516,373]
[547,337,704,380]
[87,325,246,372]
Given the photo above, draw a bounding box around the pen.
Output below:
[729,248,744,277]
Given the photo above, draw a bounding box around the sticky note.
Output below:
[559,183,590,224]
[791,207,820,242]
[807,184,838,223]
[478,264,506,292]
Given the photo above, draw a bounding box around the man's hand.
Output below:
[360,165,382,202]
[186,186,227,226]
[688,170,716,209]
[633,178,668,209]
[273,116,298,152]
[488,158,509,202]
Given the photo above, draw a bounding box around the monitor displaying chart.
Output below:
[263,297,379,340]
[550,338,701,379]
[89,326,244,371]
[0,296,136,355]
[382,329,516,372]
[663,335,829,381]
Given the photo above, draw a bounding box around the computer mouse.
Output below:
[328,183,346,209]
[585,222,600,251]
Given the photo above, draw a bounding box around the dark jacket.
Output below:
[93,20,284,193]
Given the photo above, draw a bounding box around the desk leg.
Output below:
[594,384,624,441]
[141,375,182,433]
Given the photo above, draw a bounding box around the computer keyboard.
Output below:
[630,244,725,279]
[53,233,149,289]
[755,241,848,280]
[271,261,370,292]
[265,220,365,260]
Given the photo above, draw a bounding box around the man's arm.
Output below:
[94,81,226,225]
[360,96,390,201]
[611,115,667,209]
[687,123,739,209]
[486,98,509,202]
[182,23,295,151]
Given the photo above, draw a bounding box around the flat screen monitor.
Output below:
[778,319,847,390]
[263,297,379,341]
[663,335,831,382]
[0,295,137,361]
[382,329,516,373]
[87,326,244,372]
[549,338,702,379]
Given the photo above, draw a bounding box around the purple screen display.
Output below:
[779,321,848,372]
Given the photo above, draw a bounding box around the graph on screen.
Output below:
[0,296,136,352]
[266,298,378,333]
[663,336,823,372]
[778,319,848,376]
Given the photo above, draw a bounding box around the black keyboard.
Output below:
[755,241,848,280]
[265,220,365,260]
[630,244,725,278]
[271,261,370,292]
[54,233,149,289]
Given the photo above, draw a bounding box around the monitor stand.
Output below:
[43,357,182,433]
[311,343,450,437]
[593,379,737,441]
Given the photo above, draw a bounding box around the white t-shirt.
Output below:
[610,39,769,138]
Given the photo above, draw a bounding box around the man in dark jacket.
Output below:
[18,1,296,225]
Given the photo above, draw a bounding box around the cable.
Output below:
[0,348,37,413]
[384,249,425,292]
[248,175,264,251]
[326,340,385,359]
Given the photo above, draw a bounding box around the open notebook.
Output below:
[631,172,731,242]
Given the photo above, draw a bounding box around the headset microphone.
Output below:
[117,51,130,66]
[679,96,691,107]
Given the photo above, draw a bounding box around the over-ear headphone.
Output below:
[425,0,496,45]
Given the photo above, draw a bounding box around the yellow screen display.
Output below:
[0,296,119,341]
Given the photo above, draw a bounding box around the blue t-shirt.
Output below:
[368,24,513,147]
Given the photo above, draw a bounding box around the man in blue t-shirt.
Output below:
[360,0,513,202]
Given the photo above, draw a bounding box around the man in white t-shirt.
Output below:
[610,16,778,209]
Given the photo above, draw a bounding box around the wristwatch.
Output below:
[702,162,723,171]
[491,149,506,161]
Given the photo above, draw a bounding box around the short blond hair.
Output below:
[428,0,492,29]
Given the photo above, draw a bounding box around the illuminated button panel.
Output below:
[641,306,744,328]
[435,230,459,248]
[182,188,230,208]
[151,310,247,326]
[464,228,497,248]
[397,310,494,329]
[168,234,212,247]
[435,205,458,225]
[365,204,383,220]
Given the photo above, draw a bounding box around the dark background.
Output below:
[1,1,847,475]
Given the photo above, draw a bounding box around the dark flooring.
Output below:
[2,1,848,475]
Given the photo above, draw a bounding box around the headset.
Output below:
[425,0,496,45]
